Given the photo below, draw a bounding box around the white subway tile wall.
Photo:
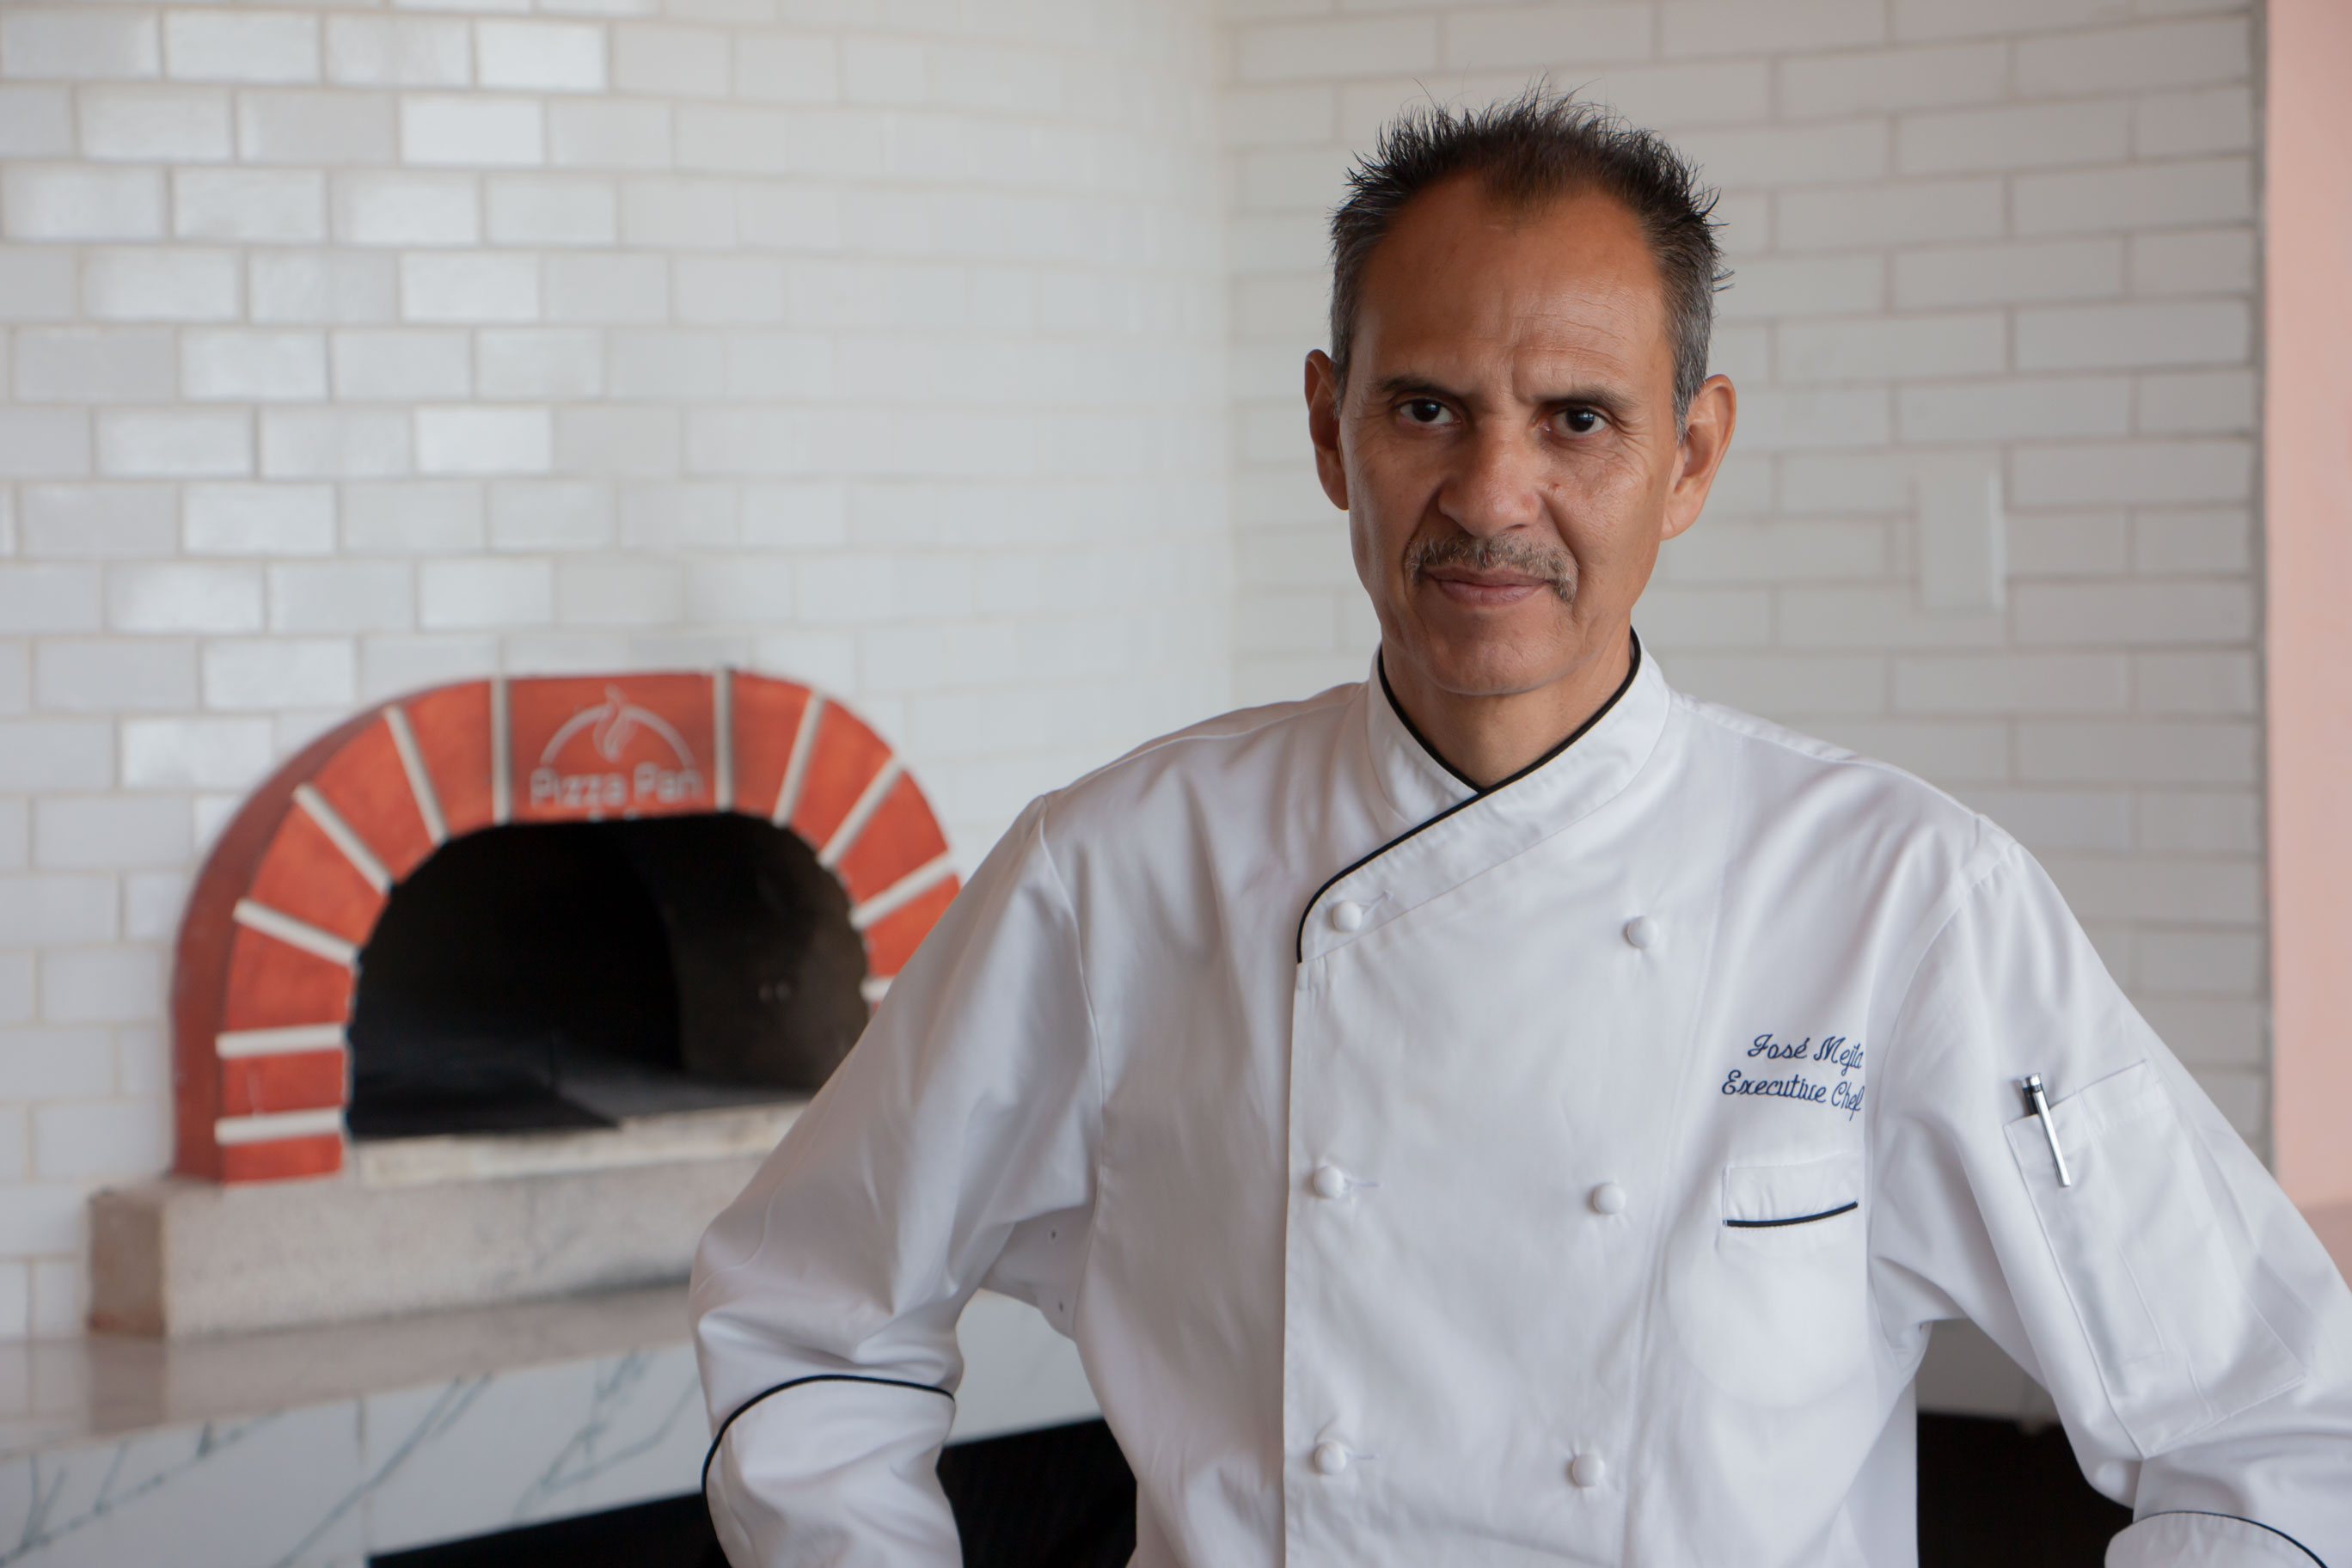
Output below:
[1222,2,2262,1153]
[0,0,1228,1336]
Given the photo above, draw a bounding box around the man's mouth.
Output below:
[1406,536,1576,606]
[1423,569,1551,607]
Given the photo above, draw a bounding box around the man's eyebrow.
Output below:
[1536,384,1634,417]
[1371,373,1461,401]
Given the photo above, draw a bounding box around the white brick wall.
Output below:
[0,0,1228,1338]
[1221,2,2266,1149]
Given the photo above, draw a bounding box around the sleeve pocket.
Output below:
[2005,1061,2302,1455]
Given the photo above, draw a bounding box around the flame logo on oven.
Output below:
[539,685,696,768]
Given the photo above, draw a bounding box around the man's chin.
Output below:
[1403,645,1577,702]
[1392,608,1590,701]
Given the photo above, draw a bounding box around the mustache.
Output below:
[1405,532,1577,604]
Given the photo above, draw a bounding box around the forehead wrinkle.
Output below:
[1377,288,1647,364]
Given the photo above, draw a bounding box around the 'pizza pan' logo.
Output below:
[528,683,707,815]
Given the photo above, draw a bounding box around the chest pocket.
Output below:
[1723,1152,1862,1248]
[2006,1062,2301,1454]
[1669,1151,1867,1406]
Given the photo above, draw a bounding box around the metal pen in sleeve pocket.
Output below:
[2020,1074,2073,1188]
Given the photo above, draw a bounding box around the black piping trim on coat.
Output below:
[1723,1201,1857,1229]
[2133,1511,2326,1566]
[701,1374,954,1495]
[1295,631,1644,964]
[1378,662,1484,793]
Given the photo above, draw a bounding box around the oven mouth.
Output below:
[346,812,869,1142]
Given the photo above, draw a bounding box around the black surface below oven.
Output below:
[371,1412,2132,1567]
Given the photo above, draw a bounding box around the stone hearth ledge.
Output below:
[91,1105,806,1339]
[0,1284,1098,1568]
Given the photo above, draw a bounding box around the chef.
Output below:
[691,94,2352,1566]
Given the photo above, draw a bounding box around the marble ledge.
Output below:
[0,1286,1099,1568]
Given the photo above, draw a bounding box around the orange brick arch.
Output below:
[171,672,961,1185]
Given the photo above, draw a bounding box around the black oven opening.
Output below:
[346,813,869,1141]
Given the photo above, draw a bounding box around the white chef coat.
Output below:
[691,644,2352,1568]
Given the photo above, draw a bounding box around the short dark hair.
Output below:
[1328,89,1727,422]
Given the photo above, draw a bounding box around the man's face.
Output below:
[1308,177,1733,704]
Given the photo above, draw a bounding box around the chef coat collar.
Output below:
[1306,631,1667,963]
[1362,629,1647,825]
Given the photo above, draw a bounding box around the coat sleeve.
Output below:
[689,796,1102,1566]
[1868,840,2352,1567]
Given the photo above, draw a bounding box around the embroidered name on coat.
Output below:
[1720,1034,1866,1120]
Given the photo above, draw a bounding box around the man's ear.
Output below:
[1305,350,1349,511]
[1663,374,1736,542]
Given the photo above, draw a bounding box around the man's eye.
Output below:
[1402,399,1452,425]
[1557,408,1603,434]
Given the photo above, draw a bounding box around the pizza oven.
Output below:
[91,671,961,1335]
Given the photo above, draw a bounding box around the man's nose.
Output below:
[1437,422,1546,537]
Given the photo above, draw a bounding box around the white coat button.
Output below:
[1589,1182,1627,1216]
[1569,1453,1607,1488]
[1313,1441,1350,1476]
[1622,916,1657,949]
[1311,1163,1350,1200]
[1330,900,1367,933]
